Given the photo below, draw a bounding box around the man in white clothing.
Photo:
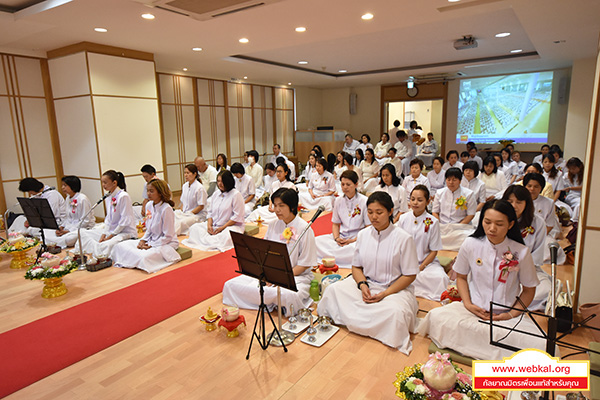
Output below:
[195,156,218,197]
[342,134,360,156]
[269,143,288,165]
[468,147,483,170]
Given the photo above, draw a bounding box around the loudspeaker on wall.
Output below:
[349,93,357,115]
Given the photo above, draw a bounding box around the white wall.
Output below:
[564,58,597,159]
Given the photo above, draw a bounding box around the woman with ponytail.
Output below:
[78,170,136,257]
[111,179,180,273]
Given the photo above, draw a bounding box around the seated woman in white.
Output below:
[174,163,207,236]
[261,163,277,195]
[78,170,137,257]
[44,175,95,248]
[343,152,363,192]
[9,177,66,236]
[374,133,391,162]
[359,148,381,194]
[380,147,402,177]
[112,179,181,274]
[480,156,508,200]
[183,170,245,252]
[419,200,549,361]
[500,148,518,185]
[432,167,477,251]
[542,154,565,202]
[317,191,419,355]
[560,158,583,219]
[298,158,336,211]
[524,173,561,238]
[247,162,296,225]
[222,188,316,317]
[315,170,370,269]
[231,162,256,217]
[427,156,446,201]
[461,161,487,211]
[398,185,448,301]
[333,151,348,193]
[441,150,463,173]
[297,153,318,193]
[357,133,374,155]
[502,185,555,312]
[401,158,430,202]
[216,153,229,173]
[373,164,408,224]
[416,132,438,168]
[245,150,263,189]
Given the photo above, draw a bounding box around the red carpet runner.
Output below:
[0,214,332,397]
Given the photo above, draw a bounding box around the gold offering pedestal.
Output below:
[41,277,68,298]
[5,248,36,269]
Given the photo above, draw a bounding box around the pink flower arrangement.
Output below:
[111,197,117,211]
[71,198,78,213]
[498,248,519,283]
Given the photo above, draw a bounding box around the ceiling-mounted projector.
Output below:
[454,35,478,50]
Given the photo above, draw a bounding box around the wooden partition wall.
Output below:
[0,54,62,215]
[159,74,295,192]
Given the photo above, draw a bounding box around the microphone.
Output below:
[548,241,559,266]
[310,205,326,223]
[96,192,111,205]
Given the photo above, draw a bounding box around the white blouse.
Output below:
[181,180,207,216]
[359,160,380,181]
[543,170,564,192]
[533,195,559,230]
[263,174,277,193]
[500,160,518,183]
[63,192,95,231]
[308,171,336,196]
[461,177,487,204]
[397,210,443,264]
[334,164,348,180]
[431,186,476,224]
[37,186,66,226]
[331,193,370,239]
[245,164,263,188]
[427,170,446,197]
[353,224,419,287]
[208,189,245,228]
[521,214,546,266]
[235,174,256,201]
[265,215,316,269]
[303,164,317,181]
[453,236,539,312]
[374,141,391,158]
[373,184,408,216]
[442,161,464,172]
[402,174,430,200]
[142,201,178,248]
[271,179,297,193]
[480,171,508,198]
[103,189,136,236]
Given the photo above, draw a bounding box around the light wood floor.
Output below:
[0,221,594,399]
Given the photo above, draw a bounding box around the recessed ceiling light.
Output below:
[338,69,347,73]
[298,61,308,65]
[141,13,155,20]
[192,47,203,51]
[295,27,306,32]
[239,38,249,43]
[183,68,188,71]
[361,13,373,20]
[495,32,510,38]
[94,27,107,33]
[510,49,523,53]
[448,0,460,2]
[288,82,292,85]
[243,76,248,79]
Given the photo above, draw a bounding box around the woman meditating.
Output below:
[111,179,180,273]
[359,148,381,194]
[298,158,336,211]
[174,163,207,236]
[222,188,317,316]
[246,163,297,225]
[315,170,370,269]
[231,162,256,217]
[397,185,448,301]
[419,199,548,361]
[317,191,419,355]
[373,164,407,223]
[183,170,245,252]
[78,170,137,257]
[44,175,95,248]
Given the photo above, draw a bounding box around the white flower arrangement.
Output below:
[24,254,77,280]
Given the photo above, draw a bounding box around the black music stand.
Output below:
[17,197,59,264]
[229,231,297,360]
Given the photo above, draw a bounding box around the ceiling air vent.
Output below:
[135,0,281,21]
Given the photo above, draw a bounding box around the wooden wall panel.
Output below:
[48,52,90,99]
[20,98,55,177]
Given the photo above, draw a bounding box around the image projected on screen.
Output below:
[457,71,553,144]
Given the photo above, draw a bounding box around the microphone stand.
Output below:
[76,195,107,270]
[269,207,324,347]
